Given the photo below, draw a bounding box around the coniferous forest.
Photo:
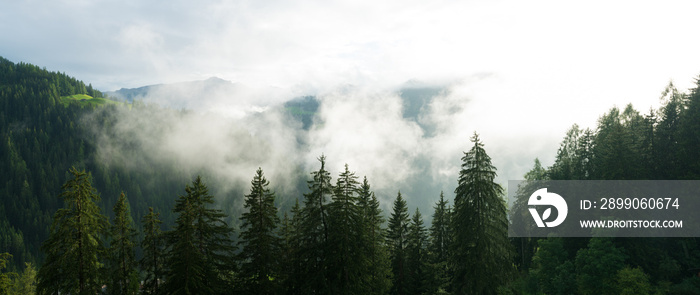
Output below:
[2,56,700,295]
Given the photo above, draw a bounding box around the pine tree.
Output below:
[387,191,410,295]
[162,176,236,294]
[678,76,700,178]
[427,192,451,294]
[510,159,548,270]
[163,198,208,294]
[281,200,304,295]
[279,211,292,293]
[140,207,163,295]
[37,167,108,295]
[237,168,281,294]
[451,133,513,295]
[298,155,333,294]
[327,164,363,294]
[358,177,392,295]
[406,208,428,295]
[108,192,138,295]
[654,82,685,179]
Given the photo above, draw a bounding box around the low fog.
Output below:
[94,77,563,217]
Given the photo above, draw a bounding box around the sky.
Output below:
[3,0,700,213]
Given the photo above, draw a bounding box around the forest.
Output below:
[1,56,700,294]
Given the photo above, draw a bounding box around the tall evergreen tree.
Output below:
[654,82,685,179]
[163,198,208,294]
[298,155,333,294]
[358,177,392,295]
[451,133,513,295]
[387,191,410,295]
[237,168,281,294]
[327,164,364,294]
[281,200,304,295]
[37,167,109,295]
[427,192,451,294]
[108,192,138,295]
[140,207,163,295]
[406,208,428,295]
[278,211,293,294]
[510,159,548,271]
[162,176,236,294]
[678,76,700,178]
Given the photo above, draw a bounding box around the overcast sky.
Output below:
[3,0,700,208]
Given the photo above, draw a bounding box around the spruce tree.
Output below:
[427,192,451,294]
[406,208,428,295]
[237,168,281,294]
[451,133,513,295]
[281,199,304,295]
[162,176,236,294]
[327,164,363,294]
[140,207,163,295]
[37,167,109,295]
[298,155,333,294]
[428,192,450,282]
[163,198,208,294]
[108,192,138,295]
[358,177,391,295]
[387,191,410,295]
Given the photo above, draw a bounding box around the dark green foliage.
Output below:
[451,133,513,295]
[358,177,392,295]
[406,208,428,295]
[387,191,410,295]
[575,238,626,295]
[162,176,236,295]
[37,167,109,295]
[280,200,304,295]
[523,79,700,294]
[163,198,208,294]
[327,164,365,295]
[530,237,574,295]
[107,192,138,295]
[140,207,163,295]
[0,56,189,272]
[678,76,700,178]
[237,168,281,294]
[7,55,700,294]
[427,192,451,295]
[298,155,333,294]
[654,82,685,179]
[510,159,547,271]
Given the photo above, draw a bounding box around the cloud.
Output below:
[90,76,563,217]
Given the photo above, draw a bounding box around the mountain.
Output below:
[0,57,191,271]
[106,77,240,107]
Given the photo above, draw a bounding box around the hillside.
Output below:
[0,57,188,271]
[3,56,700,294]
[59,94,121,107]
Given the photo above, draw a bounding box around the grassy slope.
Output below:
[60,94,122,107]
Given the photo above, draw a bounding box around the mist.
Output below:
[92,78,562,217]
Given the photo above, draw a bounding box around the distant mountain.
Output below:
[107,77,447,135]
[106,77,246,110]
